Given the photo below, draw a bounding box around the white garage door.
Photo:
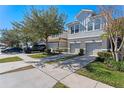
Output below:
[86,42,102,55]
[48,43,58,49]
[70,43,80,54]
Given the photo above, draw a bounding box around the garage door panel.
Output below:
[86,42,102,55]
[48,43,58,49]
[70,43,80,53]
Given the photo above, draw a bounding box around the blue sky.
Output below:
[0,5,97,29]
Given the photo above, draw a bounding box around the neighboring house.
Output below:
[66,9,109,55]
[48,31,68,51]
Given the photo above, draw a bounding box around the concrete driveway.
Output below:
[0,55,113,88]
[0,68,57,88]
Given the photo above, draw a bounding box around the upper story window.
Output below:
[79,24,86,32]
[75,24,79,33]
[95,19,100,30]
[88,21,93,31]
[71,26,74,34]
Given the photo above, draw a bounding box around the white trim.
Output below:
[85,40,102,43]
[69,41,81,44]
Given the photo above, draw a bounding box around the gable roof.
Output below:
[66,21,80,26]
[76,9,94,18]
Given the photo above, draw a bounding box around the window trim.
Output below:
[70,26,74,34]
[88,21,93,31]
[75,24,80,33]
[95,19,101,30]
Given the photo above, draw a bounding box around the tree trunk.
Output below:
[58,38,60,50]
[26,42,28,48]
[45,36,49,50]
[115,51,119,62]
[111,52,115,59]
[109,37,115,59]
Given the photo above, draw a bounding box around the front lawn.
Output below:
[28,53,48,58]
[53,82,68,88]
[76,61,124,88]
[0,56,23,63]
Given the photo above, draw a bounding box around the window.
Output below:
[88,21,93,31]
[75,24,79,33]
[95,19,100,30]
[71,26,74,34]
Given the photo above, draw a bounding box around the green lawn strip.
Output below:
[28,53,48,58]
[0,56,23,63]
[46,55,78,64]
[53,82,69,88]
[0,65,34,75]
[76,62,124,88]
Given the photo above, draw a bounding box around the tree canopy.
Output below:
[0,6,67,49]
[99,5,124,61]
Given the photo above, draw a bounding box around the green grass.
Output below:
[46,55,78,64]
[28,53,48,58]
[53,82,68,88]
[76,61,124,88]
[0,56,23,63]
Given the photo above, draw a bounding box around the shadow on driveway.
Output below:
[55,55,96,72]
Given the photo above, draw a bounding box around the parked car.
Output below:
[24,44,46,53]
[1,47,23,53]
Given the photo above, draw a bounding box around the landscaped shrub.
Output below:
[78,49,84,56]
[97,51,112,60]
[119,62,124,72]
[57,49,68,52]
[107,60,120,71]
[86,62,111,76]
[95,57,104,62]
[105,59,124,72]
[55,49,63,53]
[46,49,52,54]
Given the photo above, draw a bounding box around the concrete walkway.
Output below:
[0,53,39,61]
[0,61,30,73]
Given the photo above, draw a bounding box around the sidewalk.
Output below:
[0,54,38,74]
[37,64,113,88]
[0,61,30,74]
[18,54,39,61]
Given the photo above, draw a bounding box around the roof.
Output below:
[76,9,94,18]
[66,21,80,26]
